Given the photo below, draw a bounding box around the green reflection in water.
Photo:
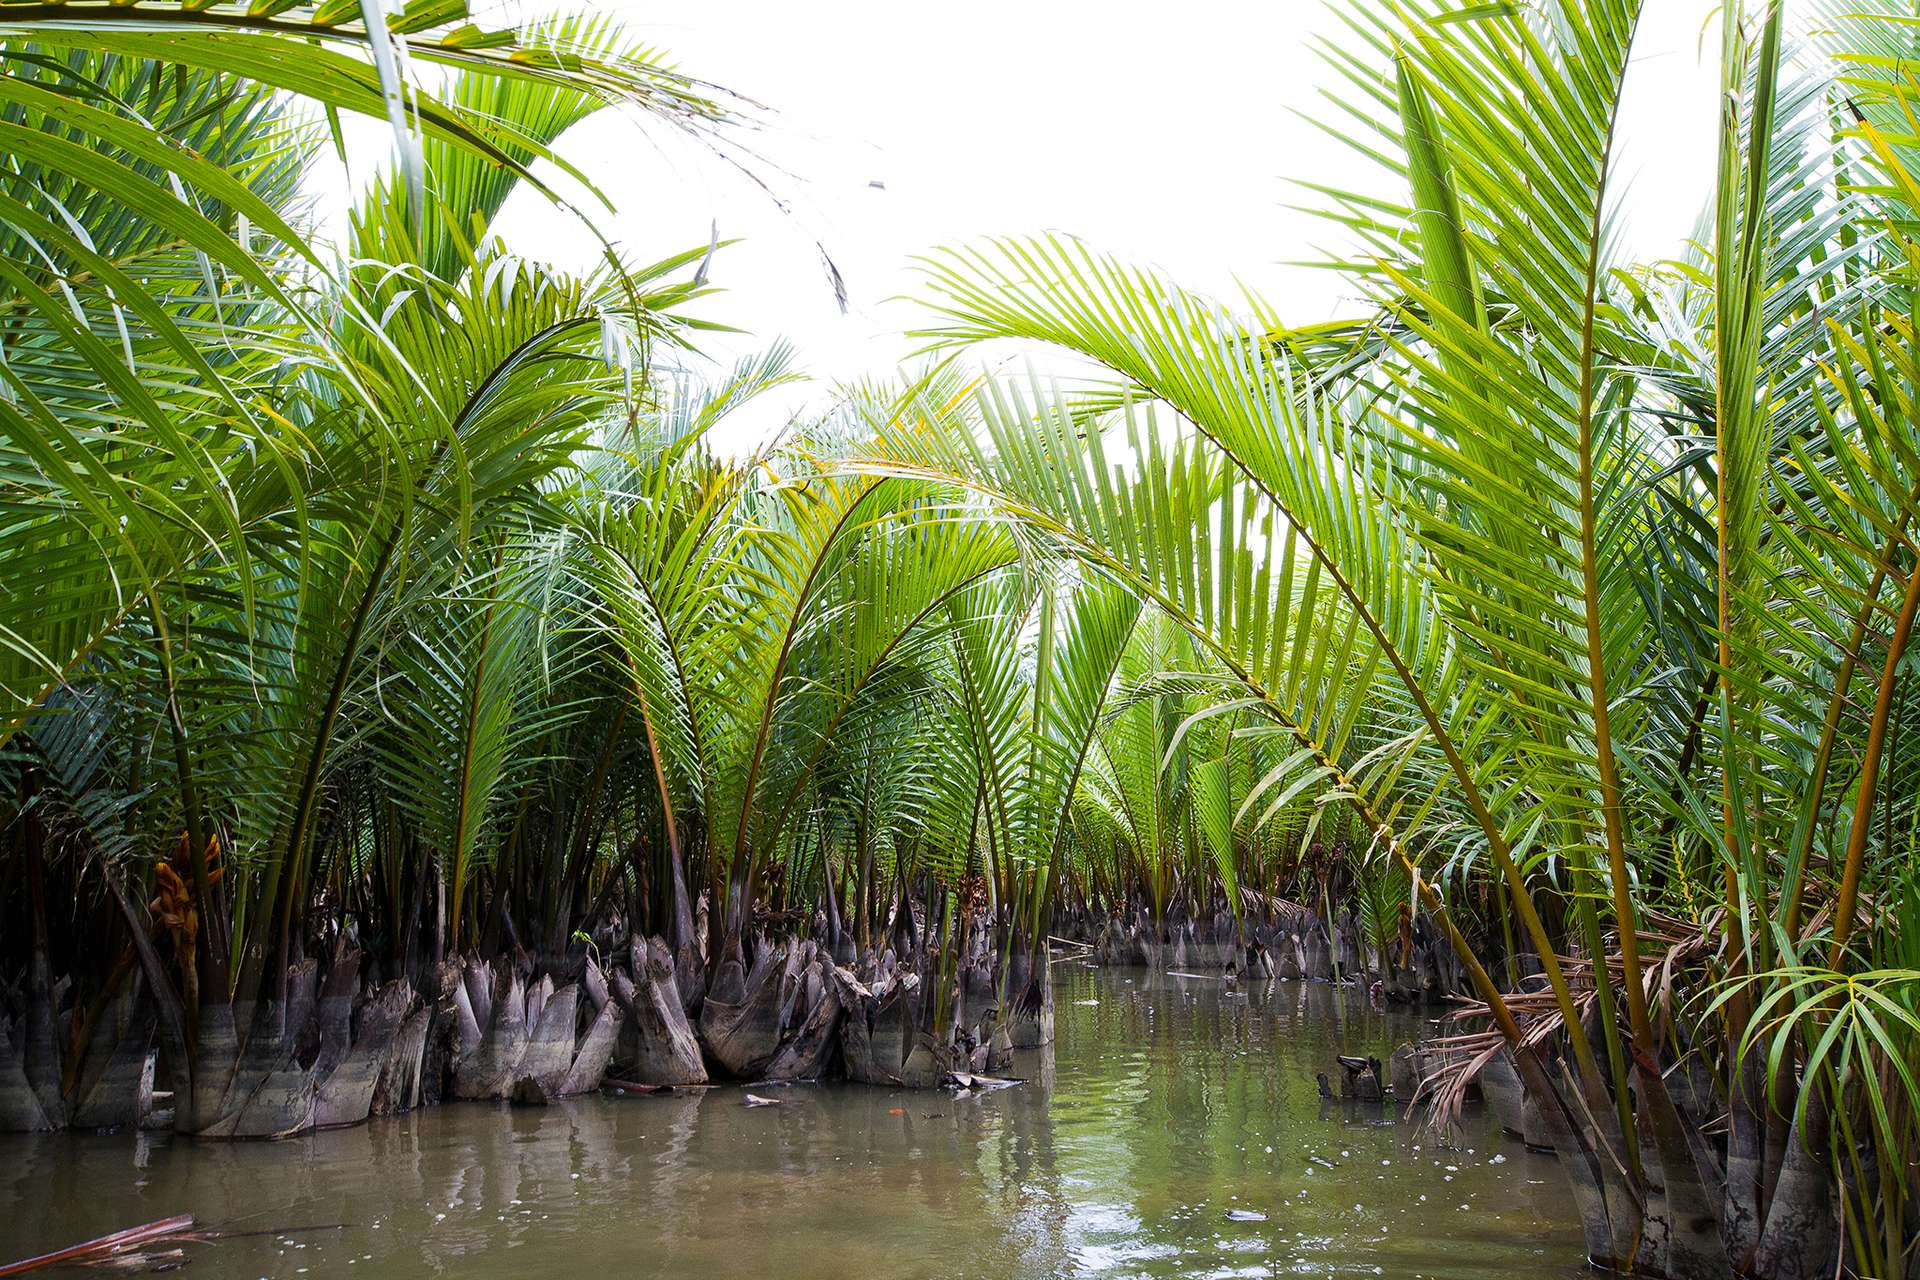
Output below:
[0,967,1588,1279]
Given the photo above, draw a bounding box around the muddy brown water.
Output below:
[1,966,1589,1278]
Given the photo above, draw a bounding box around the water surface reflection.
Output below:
[0,967,1588,1278]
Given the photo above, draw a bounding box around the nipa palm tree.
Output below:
[0,0,739,1134]
[857,2,1920,1274]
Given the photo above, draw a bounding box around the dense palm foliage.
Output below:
[845,3,1920,1274]
[0,0,1240,1135]
[0,0,776,1131]
[5,0,1920,1275]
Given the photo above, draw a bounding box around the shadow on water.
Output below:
[0,967,1589,1279]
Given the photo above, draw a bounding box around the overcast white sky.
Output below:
[475,1,1723,449]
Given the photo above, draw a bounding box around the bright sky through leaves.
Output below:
[477,0,1720,449]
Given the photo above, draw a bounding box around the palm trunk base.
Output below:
[614,936,707,1085]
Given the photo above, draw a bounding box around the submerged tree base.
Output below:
[0,903,1067,1140]
[1056,895,1474,1002]
[1,898,1481,1139]
[1391,1027,1853,1280]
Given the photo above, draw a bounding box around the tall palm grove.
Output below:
[2,1,1918,1276]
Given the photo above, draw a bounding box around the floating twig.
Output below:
[1,1215,197,1277]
